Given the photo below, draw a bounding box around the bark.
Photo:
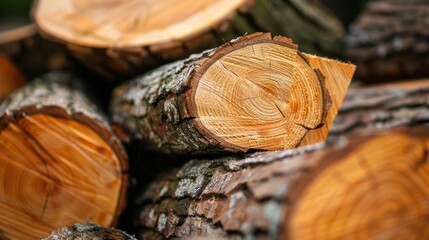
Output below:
[111,32,355,154]
[346,0,429,81]
[331,79,429,135]
[133,126,429,240]
[0,54,26,102]
[0,72,128,239]
[33,0,344,80]
[43,223,137,240]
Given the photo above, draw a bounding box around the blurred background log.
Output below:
[33,0,345,80]
[346,0,429,81]
[0,1,67,79]
[0,72,128,239]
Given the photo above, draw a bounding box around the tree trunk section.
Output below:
[0,72,128,239]
[43,223,137,240]
[133,126,429,240]
[111,32,355,154]
[346,0,429,81]
[33,0,345,80]
[0,54,26,102]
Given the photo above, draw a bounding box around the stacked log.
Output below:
[111,32,355,154]
[0,72,128,239]
[33,0,345,79]
[346,0,429,81]
[131,80,429,240]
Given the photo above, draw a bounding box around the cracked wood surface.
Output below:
[111,32,355,154]
[133,126,429,239]
[0,72,128,239]
[33,0,344,79]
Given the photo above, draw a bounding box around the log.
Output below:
[346,0,429,81]
[133,126,429,239]
[33,0,345,79]
[0,72,128,239]
[0,54,26,102]
[332,79,429,135]
[43,223,137,240]
[111,32,355,154]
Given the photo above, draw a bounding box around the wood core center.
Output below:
[0,114,124,239]
[289,133,429,240]
[194,43,327,150]
[34,0,246,47]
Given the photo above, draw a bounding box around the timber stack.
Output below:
[1,0,428,239]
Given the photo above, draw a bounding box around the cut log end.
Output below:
[285,132,429,240]
[192,38,329,150]
[0,73,128,239]
[111,32,355,154]
[34,0,247,48]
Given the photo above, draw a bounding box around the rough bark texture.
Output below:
[0,24,67,79]
[346,0,429,81]
[33,0,344,80]
[0,72,128,239]
[43,223,137,240]
[331,79,429,135]
[111,32,355,154]
[133,126,429,240]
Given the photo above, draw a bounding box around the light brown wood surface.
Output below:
[33,0,345,79]
[34,0,246,47]
[0,72,128,239]
[111,33,355,154]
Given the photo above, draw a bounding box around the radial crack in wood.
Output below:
[111,32,355,154]
[0,72,128,239]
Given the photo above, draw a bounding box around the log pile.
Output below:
[1,0,428,239]
[346,0,429,81]
[130,81,429,239]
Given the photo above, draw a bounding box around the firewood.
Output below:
[346,0,429,81]
[332,79,429,135]
[43,223,137,240]
[111,33,355,154]
[0,54,26,102]
[0,72,128,239]
[133,126,429,239]
[33,0,345,79]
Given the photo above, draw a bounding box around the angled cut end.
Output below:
[298,54,356,147]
